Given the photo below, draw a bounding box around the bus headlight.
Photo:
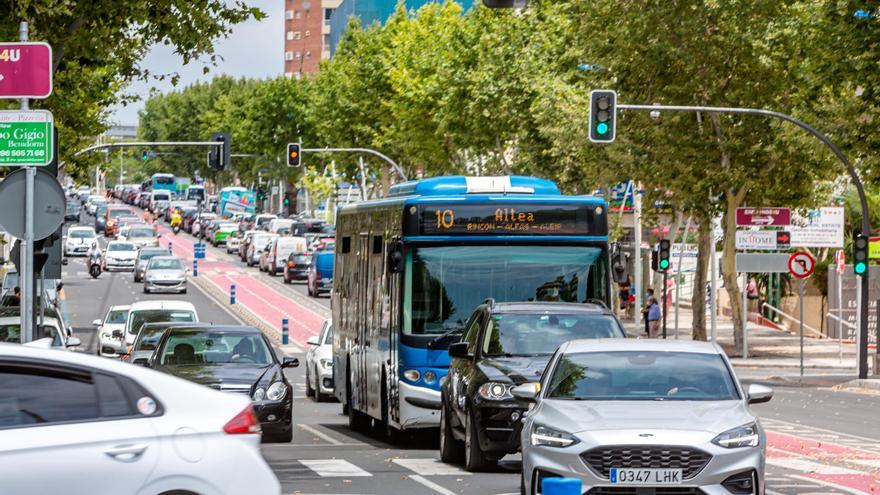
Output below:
[403,369,421,382]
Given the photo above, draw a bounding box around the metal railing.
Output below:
[826,313,856,362]
[761,302,825,338]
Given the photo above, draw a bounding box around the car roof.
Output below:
[489,301,613,315]
[108,305,130,312]
[561,338,724,355]
[166,325,260,335]
[128,300,197,311]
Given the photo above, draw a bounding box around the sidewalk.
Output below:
[621,306,878,380]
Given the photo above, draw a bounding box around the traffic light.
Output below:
[287,143,301,167]
[208,132,231,170]
[658,239,671,272]
[257,186,266,201]
[589,89,617,143]
[141,150,149,161]
[853,233,869,276]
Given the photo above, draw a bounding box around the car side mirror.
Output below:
[747,383,773,404]
[387,240,404,274]
[112,329,123,339]
[92,319,102,327]
[511,383,540,402]
[66,337,81,348]
[282,357,300,368]
[448,342,472,359]
[307,336,320,346]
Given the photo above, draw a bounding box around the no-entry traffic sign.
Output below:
[788,252,815,279]
[0,110,53,166]
[0,42,52,99]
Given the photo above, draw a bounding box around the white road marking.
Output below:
[392,458,471,476]
[299,459,371,478]
[298,423,345,446]
[768,458,860,475]
[408,475,457,495]
[849,459,880,469]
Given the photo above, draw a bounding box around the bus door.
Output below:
[354,233,370,414]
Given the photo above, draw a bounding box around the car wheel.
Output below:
[440,398,464,464]
[181,288,187,294]
[314,366,325,402]
[305,366,315,398]
[143,286,149,294]
[465,410,495,472]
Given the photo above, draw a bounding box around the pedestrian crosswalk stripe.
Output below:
[392,458,471,476]
[299,459,372,477]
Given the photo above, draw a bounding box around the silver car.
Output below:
[143,256,188,294]
[517,339,772,495]
[134,246,173,282]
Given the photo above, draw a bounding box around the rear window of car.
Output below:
[69,229,95,238]
[108,243,136,252]
[128,310,196,334]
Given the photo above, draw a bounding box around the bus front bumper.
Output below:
[399,380,441,429]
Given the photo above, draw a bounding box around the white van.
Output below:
[150,190,172,210]
[265,236,308,276]
[267,218,294,235]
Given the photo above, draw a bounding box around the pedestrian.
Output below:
[8,287,20,306]
[747,277,759,311]
[647,296,661,338]
[642,288,655,335]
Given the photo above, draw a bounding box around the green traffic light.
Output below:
[855,262,867,275]
[596,122,609,135]
[659,259,670,270]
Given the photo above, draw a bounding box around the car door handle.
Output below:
[105,443,149,462]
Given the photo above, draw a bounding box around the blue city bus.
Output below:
[151,173,177,194]
[332,176,610,436]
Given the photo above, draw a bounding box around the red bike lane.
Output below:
[767,430,880,493]
[161,227,325,346]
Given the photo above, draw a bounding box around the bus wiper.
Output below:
[427,327,464,349]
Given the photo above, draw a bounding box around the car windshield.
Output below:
[108,209,132,218]
[138,249,167,261]
[106,309,128,324]
[69,230,95,238]
[291,254,311,263]
[160,332,272,366]
[149,258,184,270]
[482,313,624,356]
[129,228,154,238]
[128,309,195,334]
[405,246,607,335]
[108,243,136,252]
[545,351,740,401]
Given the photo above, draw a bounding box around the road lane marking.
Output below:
[408,475,457,495]
[392,458,471,476]
[789,475,872,495]
[299,459,372,477]
[768,458,860,475]
[298,423,346,446]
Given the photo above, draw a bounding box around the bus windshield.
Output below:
[405,246,607,335]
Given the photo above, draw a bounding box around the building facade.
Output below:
[328,0,474,57]
[284,0,343,78]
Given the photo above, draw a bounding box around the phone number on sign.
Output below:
[0,149,46,157]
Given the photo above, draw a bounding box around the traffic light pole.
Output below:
[618,102,872,378]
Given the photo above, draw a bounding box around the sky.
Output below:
[108,0,283,126]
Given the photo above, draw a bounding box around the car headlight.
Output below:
[531,424,578,448]
[713,422,760,448]
[267,382,287,401]
[403,369,421,382]
[253,387,266,401]
[320,358,333,369]
[478,382,513,401]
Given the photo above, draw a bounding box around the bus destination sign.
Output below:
[409,203,607,236]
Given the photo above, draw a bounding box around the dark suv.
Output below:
[440,300,625,472]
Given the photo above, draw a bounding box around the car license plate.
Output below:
[610,468,682,485]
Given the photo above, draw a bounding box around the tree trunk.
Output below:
[692,219,710,341]
[721,185,748,350]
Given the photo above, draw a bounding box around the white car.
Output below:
[305,319,334,402]
[247,233,278,267]
[85,195,107,215]
[103,241,139,272]
[0,308,80,350]
[64,226,98,256]
[93,305,130,358]
[121,225,160,248]
[0,344,281,495]
[124,300,198,347]
[226,232,242,254]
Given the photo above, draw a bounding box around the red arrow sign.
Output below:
[736,207,791,227]
[0,43,52,99]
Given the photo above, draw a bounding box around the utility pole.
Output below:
[633,182,642,334]
[19,21,34,343]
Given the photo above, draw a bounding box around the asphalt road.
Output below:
[61,205,880,495]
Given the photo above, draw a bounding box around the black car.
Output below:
[148,325,299,442]
[283,252,312,283]
[440,300,626,471]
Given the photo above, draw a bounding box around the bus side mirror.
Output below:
[611,248,629,284]
[388,241,404,274]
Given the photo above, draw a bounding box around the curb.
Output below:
[835,379,880,393]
